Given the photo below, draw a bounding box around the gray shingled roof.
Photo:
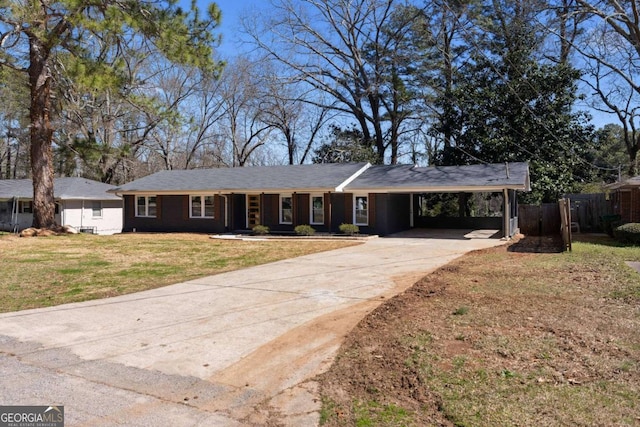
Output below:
[346,162,530,191]
[606,176,640,190]
[0,178,121,200]
[110,162,530,194]
[111,163,370,193]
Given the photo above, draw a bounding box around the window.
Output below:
[280,195,293,224]
[354,195,368,226]
[92,201,102,218]
[190,195,215,218]
[19,201,32,214]
[136,196,157,217]
[310,195,324,225]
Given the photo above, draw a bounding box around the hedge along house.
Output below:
[0,177,123,235]
[110,162,530,238]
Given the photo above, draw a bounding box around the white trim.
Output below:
[310,194,324,225]
[91,201,103,219]
[280,194,293,225]
[189,194,215,219]
[19,200,33,214]
[221,194,228,229]
[335,163,372,192]
[343,185,529,193]
[353,194,369,226]
[135,195,157,217]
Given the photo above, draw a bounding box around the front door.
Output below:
[247,195,261,228]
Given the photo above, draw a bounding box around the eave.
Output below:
[343,185,530,193]
[111,187,344,196]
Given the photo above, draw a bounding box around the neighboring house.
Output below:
[0,178,123,235]
[110,162,530,238]
[607,176,640,223]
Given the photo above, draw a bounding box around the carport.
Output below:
[344,162,531,238]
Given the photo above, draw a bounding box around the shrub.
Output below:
[294,224,316,236]
[452,306,469,316]
[252,225,270,235]
[339,223,359,235]
[613,223,640,245]
[601,214,622,236]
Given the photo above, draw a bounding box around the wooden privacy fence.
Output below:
[518,203,562,236]
[519,200,572,251]
[563,193,612,233]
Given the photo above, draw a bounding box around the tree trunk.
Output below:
[4,141,10,179]
[29,36,56,229]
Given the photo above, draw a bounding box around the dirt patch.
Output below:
[205,270,425,425]
[318,237,640,426]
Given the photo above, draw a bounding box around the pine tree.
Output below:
[0,0,223,228]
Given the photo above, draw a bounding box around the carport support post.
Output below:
[410,193,414,228]
[503,189,510,239]
[328,192,332,233]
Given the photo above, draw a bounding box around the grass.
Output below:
[319,234,640,426]
[353,400,412,427]
[423,237,640,426]
[0,233,358,313]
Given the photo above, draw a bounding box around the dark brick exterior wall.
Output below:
[613,189,640,223]
[123,195,226,233]
[122,192,418,236]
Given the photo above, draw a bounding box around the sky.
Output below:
[205,0,259,57]
[192,0,618,129]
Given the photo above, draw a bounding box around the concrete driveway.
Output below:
[0,230,504,426]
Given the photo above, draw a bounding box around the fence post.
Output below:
[558,198,572,251]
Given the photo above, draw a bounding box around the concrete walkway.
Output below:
[0,230,504,426]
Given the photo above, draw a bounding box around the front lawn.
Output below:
[0,233,357,313]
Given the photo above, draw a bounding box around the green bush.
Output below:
[601,214,622,236]
[294,224,316,236]
[252,225,270,235]
[339,223,359,235]
[613,223,640,244]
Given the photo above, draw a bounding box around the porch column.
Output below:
[221,193,229,230]
[260,193,265,225]
[409,193,414,228]
[327,192,332,233]
[293,192,297,225]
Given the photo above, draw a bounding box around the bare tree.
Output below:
[218,57,273,166]
[544,0,588,64]
[145,65,226,171]
[255,62,332,164]
[244,0,423,164]
[570,0,640,175]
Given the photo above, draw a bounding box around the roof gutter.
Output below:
[343,185,530,193]
[112,187,350,196]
